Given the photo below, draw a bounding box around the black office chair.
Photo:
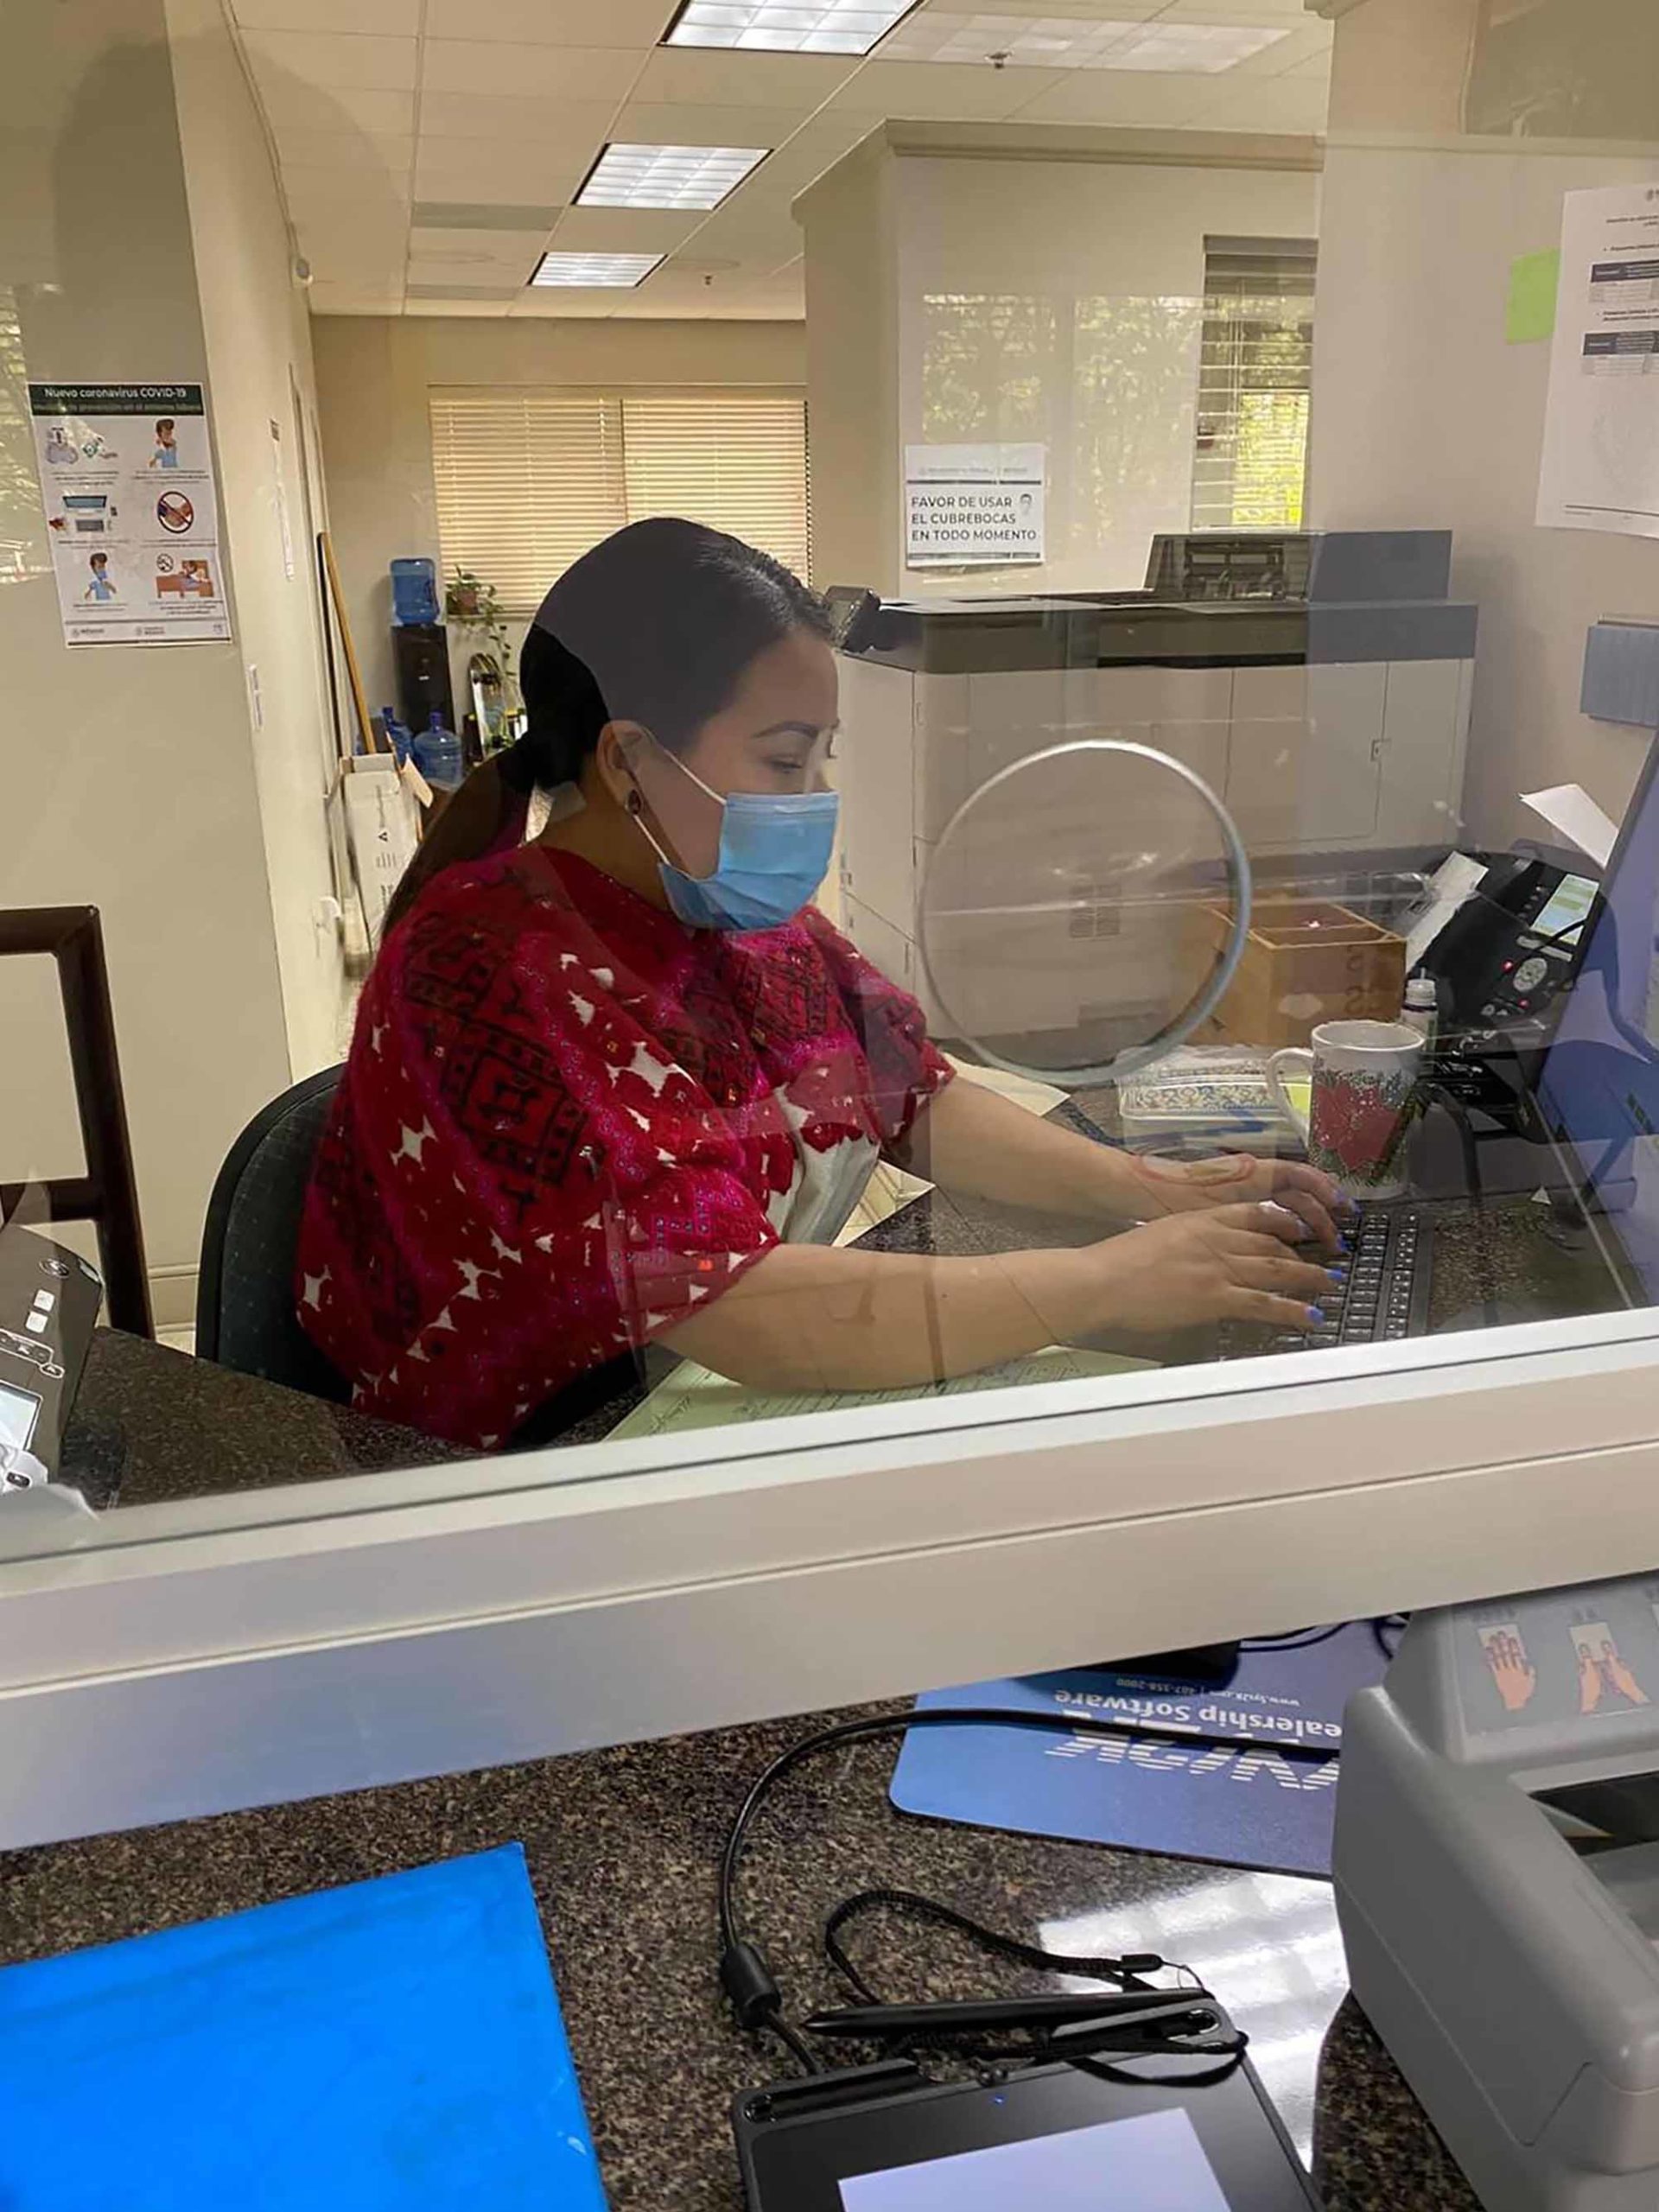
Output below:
[195,1065,351,1402]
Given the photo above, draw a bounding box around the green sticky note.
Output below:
[1506,248,1560,344]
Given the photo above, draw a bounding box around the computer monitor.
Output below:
[1535,729,1659,1300]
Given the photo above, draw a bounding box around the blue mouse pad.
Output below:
[890,1626,1391,1878]
[0,1843,607,2212]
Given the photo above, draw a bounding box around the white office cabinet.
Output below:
[1226,662,1388,850]
[1375,657,1472,849]
[837,656,917,952]
[833,581,1477,1027]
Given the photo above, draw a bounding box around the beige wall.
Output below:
[0,0,294,1320]
[800,136,901,596]
[312,315,808,715]
[166,0,344,1078]
[800,127,1321,600]
[1311,0,1659,849]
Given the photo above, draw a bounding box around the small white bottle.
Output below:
[1402,975,1439,1053]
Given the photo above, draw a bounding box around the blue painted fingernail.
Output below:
[1327,1268,1347,1283]
[1307,1306,1325,1325]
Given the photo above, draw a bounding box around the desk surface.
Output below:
[0,1677,1477,2211]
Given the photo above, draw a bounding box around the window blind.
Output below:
[1191,238,1317,533]
[430,386,810,613]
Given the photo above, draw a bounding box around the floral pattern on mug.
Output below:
[1308,1067,1420,1192]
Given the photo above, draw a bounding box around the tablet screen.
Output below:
[840,2106,1231,2210]
[0,1378,40,1452]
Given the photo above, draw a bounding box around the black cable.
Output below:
[766,2016,823,2075]
[717,1704,1327,2073]
[823,1888,1162,2011]
[1372,1614,1408,1661]
[1240,1624,1344,1651]
[718,1704,1325,1958]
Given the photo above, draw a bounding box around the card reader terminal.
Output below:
[0,1222,102,1496]
[1335,1575,1659,2211]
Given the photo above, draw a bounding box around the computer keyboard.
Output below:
[1221,1205,1433,1359]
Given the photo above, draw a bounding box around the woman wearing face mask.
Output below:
[297,518,1344,1452]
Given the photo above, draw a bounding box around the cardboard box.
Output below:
[1186,899,1408,1049]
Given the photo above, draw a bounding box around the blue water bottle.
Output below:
[378,707,411,764]
[390,557,439,626]
[412,709,464,792]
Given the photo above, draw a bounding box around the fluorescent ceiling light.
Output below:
[664,0,917,57]
[577,143,767,211]
[531,251,664,287]
[880,13,1291,71]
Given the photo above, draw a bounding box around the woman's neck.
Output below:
[536,779,671,912]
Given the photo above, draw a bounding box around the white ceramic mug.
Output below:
[1266,1020,1425,1203]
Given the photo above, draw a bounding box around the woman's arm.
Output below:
[664,1202,1337,1392]
[895,1077,1347,1249]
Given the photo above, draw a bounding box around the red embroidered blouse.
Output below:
[296,847,952,1450]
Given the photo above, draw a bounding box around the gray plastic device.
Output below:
[1335,1575,1659,2211]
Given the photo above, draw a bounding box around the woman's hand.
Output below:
[1087,1202,1341,1338]
[1122,1152,1351,1254]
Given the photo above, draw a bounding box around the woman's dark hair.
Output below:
[383,518,830,935]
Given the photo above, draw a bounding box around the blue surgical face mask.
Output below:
[628,742,839,933]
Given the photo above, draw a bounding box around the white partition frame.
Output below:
[5,1313,1659,1850]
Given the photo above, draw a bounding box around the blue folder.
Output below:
[0,1843,608,2211]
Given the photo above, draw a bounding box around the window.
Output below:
[429,386,810,612]
[1191,238,1317,532]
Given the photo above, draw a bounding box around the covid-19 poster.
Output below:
[28,381,230,646]
[904,443,1046,569]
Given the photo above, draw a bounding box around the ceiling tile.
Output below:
[416,90,619,142]
[411,200,567,227]
[257,79,416,132]
[309,254,408,287]
[270,129,414,175]
[684,200,801,264]
[828,56,1062,116]
[725,262,807,315]
[414,135,600,201]
[404,296,529,315]
[296,206,410,253]
[231,0,417,28]
[613,262,736,308]
[242,28,418,91]
[1001,67,1213,119]
[407,257,540,288]
[909,0,1161,16]
[606,99,809,146]
[308,283,408,311]
[632,45,857,106]
[1221,18,1331,73]
[283,175,412,240]
[1156,0,1312,16]
[421,40,643,100]
[543,204,708,249]
[423,0,677,41]
[1185,71,1327,129]
[409,224,553,259]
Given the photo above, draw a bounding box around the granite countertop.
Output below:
[0,1700,1480,2210]
[60,1326,467,1510]
[15,1090,1582,2208]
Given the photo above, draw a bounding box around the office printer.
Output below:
[830,531,1477,1020]
[1335,1577,1659,2212]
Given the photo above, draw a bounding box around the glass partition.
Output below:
[5,0,1659,1581]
